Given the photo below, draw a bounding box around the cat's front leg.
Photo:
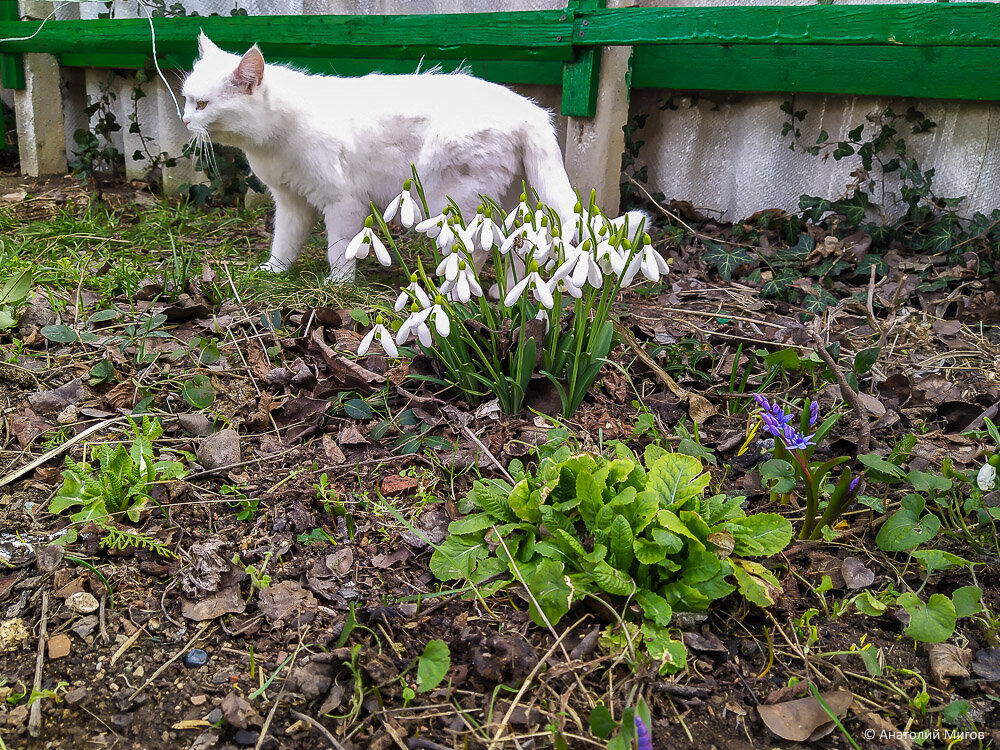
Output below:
[323,203,370,283]
[258,191,319,273]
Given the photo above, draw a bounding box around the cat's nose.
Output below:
[182,117,190,126]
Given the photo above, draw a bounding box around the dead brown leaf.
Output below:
[757,689,854,742]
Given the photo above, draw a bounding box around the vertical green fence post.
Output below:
[0,1,27,148]
[561,0,605,117]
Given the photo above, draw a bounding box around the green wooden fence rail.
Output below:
[2,3,1000,146]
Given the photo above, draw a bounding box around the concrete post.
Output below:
[564,0,633,216]
[14,1,66,176]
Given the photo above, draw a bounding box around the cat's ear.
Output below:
[197,31,223,59]
[231,45,265,94]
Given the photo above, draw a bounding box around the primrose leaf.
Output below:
[416,639,451,693]
[609,514,635,571]
[429,534,487,581]
[898,592,956,643]
[508,479,541,524]
[521,559,573,628]
[577,470,604,531]
[636,589,673,627]
[732,560,782,607]
[647,453,710,509]
[641,622,688,675]
[633,537,668,565]
[725,513,793,557]
[591,560,636,597]
[446,513,495,536]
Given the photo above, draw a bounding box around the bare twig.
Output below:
[127,622,210,702]
[0,416,128,488]
[28,591,48,738]
[289,710,345,750]
[810,328,871,454]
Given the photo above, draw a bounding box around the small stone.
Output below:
[185,648,209,668]
[111,712,133,729]
[56,404,79,425]
[205,707,223,724]
[65,686,89,706]
[48,633,71,659]
[70,615,99,639]
[66,591,100,614]
[232,729,259,746]
[133,665,144,678]
[179,413,214,437]
[196,430,242,470]
[190,694,208,706]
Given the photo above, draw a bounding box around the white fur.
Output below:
[182,34,636,281]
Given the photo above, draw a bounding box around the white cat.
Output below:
[181,34,639,281]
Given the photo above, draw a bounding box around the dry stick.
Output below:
[255,628,309,750]
[966,399,1000,433]
[0,416,128,488]
[613,321,688,401]
[128,622,210,702]
[288,710,345,750]
[28,591,49,738]
[461,425,514,483]
[810,328,871,455]
[624,174,754,249]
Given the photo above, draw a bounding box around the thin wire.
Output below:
[0,1,184,118]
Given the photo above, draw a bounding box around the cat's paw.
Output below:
[257,259,291,273]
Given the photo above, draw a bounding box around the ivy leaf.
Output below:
[181,374,215,409]
[703,242,754,281]
[416,640,450,693]
[952,586,982,618]
[898,592,956,643]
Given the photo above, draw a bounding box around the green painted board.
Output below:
[561,0,605,117]
[0,0,25,91]
[0,12,574,62]
[632,44,1000,101]
[576,4,1000,47]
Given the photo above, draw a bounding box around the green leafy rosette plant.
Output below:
[50,416,186,524]
[430,432,793,674]
[352,170,664,416]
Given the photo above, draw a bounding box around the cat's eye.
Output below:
[195,100,208,110]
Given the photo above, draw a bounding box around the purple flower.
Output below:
[752,393,770,411]
[780,423,816,451]
[809,401,819,427]
[848,476,860,495]
[634,715,652,750]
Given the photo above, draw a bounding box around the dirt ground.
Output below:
[1,168,999,750]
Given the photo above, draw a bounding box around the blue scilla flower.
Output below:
[809,400,820,427]
[634,715,652,750]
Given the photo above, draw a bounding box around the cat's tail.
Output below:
[520,121,652,241]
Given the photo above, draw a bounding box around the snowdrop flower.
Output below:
[436,251,462,283]
[440,261,483,303]
[395,305,433,347]
[383,179,422,228]
[638,234,670,282]
[394,274,431,312]
[594,238,627,276]
[551,240,602,290]
[428,296,451,337]
[415,211,457,251]
[978,462,998,491]
[503,262,554,309]
[475,208,506,252]
[499,223,536,255]
[357,319,398,358]
[503,192,532,230]
[345,217,391,265]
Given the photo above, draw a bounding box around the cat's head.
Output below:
[181,33,266,143]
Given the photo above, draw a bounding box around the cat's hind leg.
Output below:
[258,190,319,273]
